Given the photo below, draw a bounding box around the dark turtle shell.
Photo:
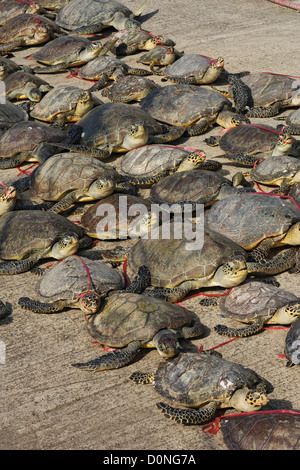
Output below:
[162,54,224,83]
[0,0,41,26]
[150,169,232,206]
[56,0,137,30]
[0,102,28,127]
[28,36,94,65]
[218,281,299,322]
[0,14,61,44]
[153,352,270,407]
[30,152,117,201]
[36,0,71,10]
[4,71,52,96]
[140,84,231,126]
[73,102,169,149]
[216,124,281,155]
[0,121,66,158]
[231,72,300,107]
[221,410,300,450]
[80,193,153,239]
[120,145,203,178]
[250,155,300,185]
[284,316,300,367]
[205,193,300,250]
[77,55,128,80]
[36,255,125,302]
[0,210,85,260]
[86,292,200,347]
[126,228,247,288]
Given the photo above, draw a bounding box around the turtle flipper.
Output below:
[227,74,249,113]
[216,153,258,167]
[199,297,220,307]
[129,371,155,384]
[49,142,111,160]
[48,190,80,214]
[246,102,282,118]
[214,317,265,338]
[18,297,66,313]
[246,247,298,276]
[0,255,43,275]
[33,62,69,73]
[72,340,141,371]
[0,300,11,320]
[89,73,111,92]
[68,22,104,36]
[143,284,192,303]
[125,265,151,294]
[0,155,30,169]
[156,401,217,425]
[150,125,185,144]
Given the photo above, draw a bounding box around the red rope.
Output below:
[266,0,300,11]
[16,162,39,176]
[0,182,14,198]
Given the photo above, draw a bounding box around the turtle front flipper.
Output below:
[215,153,258,167]
[72,340,141,371]
[125,265,151,294]
[246,247,298,276]
[0,38,25,54]
[0,254,44,275]
[0,154,31,170]
[227,74,250,113]
[48,190,82,214]
[150,125,186,144]
[49,142,111,160]
[33,62,70,74]
[68,22,105,36]
[18,297,66,313]
[143,280,195,303]
[214,317,266,338]
[156,401,218,425]
[246,102,282,118]
[129,371,155,384]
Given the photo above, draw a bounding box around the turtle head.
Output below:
[128,210,159,239]
[275,132,294,156]
[177,150,206,172]
[280,220,300,246]
[27,87,43,103]
[88,176,116,199]
[211,57,224,70]
[0,184,16,216]
[214,256,248,287]
[77,292,101,314]
[153,329,181,358]
[230,114,251,127]
[291,87,300,107]
[123,121,148,150]
[0,63,7,81]
[230,387,269,412]
[75,91,94,118]
[51,233,80,260]
[83,42,105,60]
[28,1,41,14]
[123,18,141,30]
[34,25,50,43]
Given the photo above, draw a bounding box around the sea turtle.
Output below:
[124,228,249,302]
[12,152,130,213]
[140,84,250,136]
[0,102,29,131]
[110,28,175,56]
[119,144,221,186]
[51,102,186,159]
[76,55,151,92]
[0,121,66,169]
[0,299,10,320]
[136,45,178,73]
[101,75,160,103]
[0,0,41,26]
[205,124,300,167]
[0,210,92,274]
[18,255,125,314]
[71,292,205,371]
[3,71,53,102]
[0,183,17,216]
[213,72,300,118]
[149,169,252,209]
[220,410,300,450]
[0,57,34,81]
[284,316,300,367]
[247,155,300,193]
[205,192,300,266]
[28,36,115,73]
[79,193,160,240]
[0,13,64,54]
[277,107,300,135]
[154,53,224,85]
[30,85,101,127]
[200,280,300,338]
[55,0,146,35]
[129,351,271,425]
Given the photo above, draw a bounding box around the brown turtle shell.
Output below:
[126,228,247,288]
[86,292,201,347]
[153,352,271,407]
[30,152,117,201]
[140,84,231,126]
[221,411,300,450]
[0,210,85,260]
[80,193,153,239]
[0,121,66,159]
[28,36,95,65]
[216,124,281,155]
[218,280,299,322]
[0,14,61,44]
[36,255,125,302]
[205,193,300,250]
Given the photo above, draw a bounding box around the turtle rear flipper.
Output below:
[246,247,298,276]
[156,401,217,425]
[72,340,141,371]
[0,253,45,275]
[124,265,151,294]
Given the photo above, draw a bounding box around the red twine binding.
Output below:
[0,182,14,198]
